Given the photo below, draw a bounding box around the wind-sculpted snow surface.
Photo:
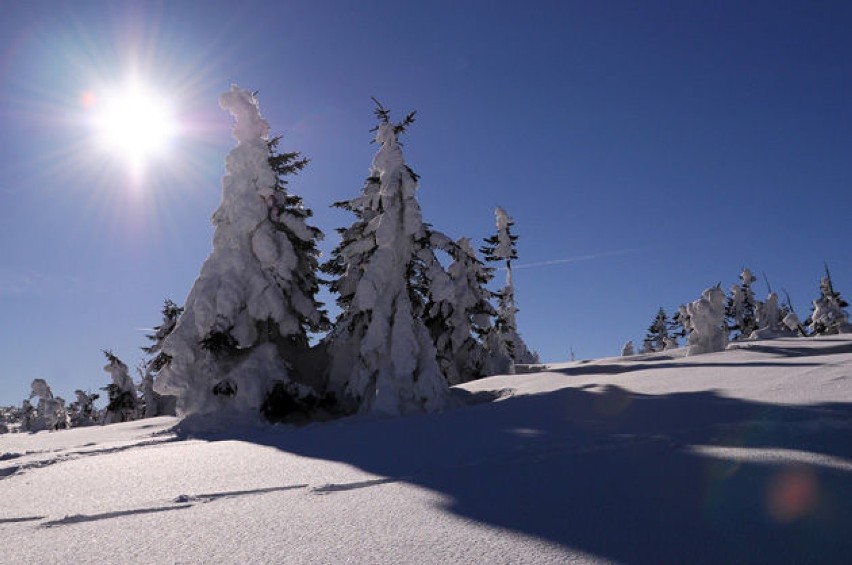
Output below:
[4,337,852,563]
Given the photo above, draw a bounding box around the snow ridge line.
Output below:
[309,476,407,494]
[0,436,180,481]
[24,481,396,528]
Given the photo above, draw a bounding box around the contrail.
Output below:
[511,249,636,270]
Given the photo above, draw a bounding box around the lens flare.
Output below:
[766,466,818,523]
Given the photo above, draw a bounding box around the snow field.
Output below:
[2,336,852,563]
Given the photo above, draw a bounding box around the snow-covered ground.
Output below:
[3,336,852,564]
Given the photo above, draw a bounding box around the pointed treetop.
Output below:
[495,206,513,230]
[219,85,270,143]
[370,97,416,139]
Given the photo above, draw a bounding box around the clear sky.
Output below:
[1,1,851,406]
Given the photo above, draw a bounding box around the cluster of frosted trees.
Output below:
[0,379,104,433]
[1,339,179,434]
[0,300,186,434]
[151,86,536,422]
[622,266,850,357]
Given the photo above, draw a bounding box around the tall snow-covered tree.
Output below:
[807,265,850,335]
[480,207,537,365]
[321,101,454,415]
[726,268,759,340]
[156,86,328,419]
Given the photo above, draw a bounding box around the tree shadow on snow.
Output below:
[184,385,852,564]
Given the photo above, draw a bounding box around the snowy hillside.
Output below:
[3,336,852,564]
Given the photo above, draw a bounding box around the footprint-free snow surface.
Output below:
[3,337,852,564]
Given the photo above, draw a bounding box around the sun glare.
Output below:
[88,78,177,174]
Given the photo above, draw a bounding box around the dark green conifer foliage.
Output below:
[265,136,330,341]
[645,307,671,352]
[143,299,183,373]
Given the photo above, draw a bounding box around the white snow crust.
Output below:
[5,336,852,563]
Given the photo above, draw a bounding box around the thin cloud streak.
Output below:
[0,270,81,296]
[512,249,637,270]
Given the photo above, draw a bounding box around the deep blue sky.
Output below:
[1,1,851,405]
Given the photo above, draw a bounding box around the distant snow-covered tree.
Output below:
[102,350,137,423]
[687,286,728,355]
[21,399,34,432]
[644,307,671,352]
[621,340,635,357]
[726,268,759,341]
[751,291,794,339]
[27,379,67,431]
[321,101,454,415]
[68,389,99,427]
[157,86,328,420]
[806,265,851,335]
[480,207,537,365]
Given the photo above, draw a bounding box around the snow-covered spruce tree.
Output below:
[427,236,502,384]
[321,101,454,415]
[806,265,851,335]
[644,307,671,352]
[480,207,537,365]
[751,290,795,339]
[68,389,100,427]
[102,350,138,423]
[27,379,68,431]
[725,268,759,341]
[156,86,328,420]
[686,286,728,355]
[778,291,807,336]
[621,340,635,357]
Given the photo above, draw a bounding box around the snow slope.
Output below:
[3,337,852,564]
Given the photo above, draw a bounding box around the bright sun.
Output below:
[87,78,177,174]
